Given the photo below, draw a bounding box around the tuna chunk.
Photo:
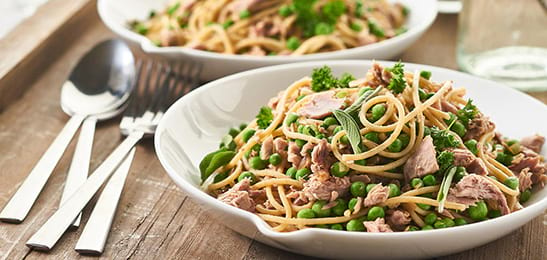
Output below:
[302,174,351,202]
[518,168,533,191]
[364,184,390,207]
[217,179,263,212]
[449,148,488,175]
[298,91,345,119]
[310,139,332,175]
[287,141,302,168]
[464,116,495,141]
[510,148,546,186]
[386,209,411,231]
[404,136,439,181]
[441,100,459,114]
[447,174,510,215]
[520,134,545,153]
[363,63,391,87]
[260,136,273,160]
[364,218,393,233]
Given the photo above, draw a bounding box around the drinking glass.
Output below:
[457,0,547,91]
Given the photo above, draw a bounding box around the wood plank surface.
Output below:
[0,3,545,260]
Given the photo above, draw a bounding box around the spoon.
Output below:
[0,39,135,223]
[59,102,128,228]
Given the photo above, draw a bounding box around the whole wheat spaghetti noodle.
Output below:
[131,0,408,56]
[199,62,547,232]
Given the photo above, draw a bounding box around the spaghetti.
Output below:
[200,62,547,232]
[130,0,408,56]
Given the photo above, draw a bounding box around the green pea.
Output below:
[365,183,377,194]
[222,20,234,29]
[433,220,447,229]
[340,135,350,145]
[411,178,424,189]
[286,167,297,179]
[464,139,478,155]
[417,203,431,210]
[367,206,385,221]
[297,125,305,133]
[422,175,436,186]
[451,121,466,137]
[239,10,251,19]
[496,152,514,166]
[351,181,367,197]
[399,133,410,148]
[296,168,311,180]
[239,123,248,130]
[454,218,467,226]
[330,223,344,230]
[316,134,325,139]
[249,156,266,170]
[350,22,362,32]
[348,198,359,212]
[408,226,420,231]
[228,128,240,137]
[424,213,437,225]
[284,113,299,126]
[297,208,316,219]
[388,183,400,198]
[443,218,455,227]
[520,189,532,203]
[418,88,429,101]
[422,225,434,230]
[237,171,256,184]
[295,139,306,148]
[312,200,332,218]
[241,129,255,142]
[278,4,293,17]
[504,176,519,190]
[420,70,432,80]
[370,104,386,122]
[331,199,348,216]
[302,125,316,136]
[488,209,502,218]
[323,116,338,127]
[315,224,329,229]
[269,153,282,166]
[330,161,349,177]
[454,166,467,182]
[364,132,380,143]
[468,201,488,220]
[346,219,365,231]
[286,36,300,51]
[333,125,343,134]
[388,139,403,153]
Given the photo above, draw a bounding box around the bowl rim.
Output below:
[97,0,438,62]
[154,59,547,240]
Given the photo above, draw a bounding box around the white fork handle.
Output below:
[75,147,136,254]
[0,114,86,223]
[26,131,144,251]
[60,116,97,228]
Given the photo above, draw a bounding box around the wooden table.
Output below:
[0,2,545,259]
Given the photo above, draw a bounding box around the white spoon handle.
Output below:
[75,147,136,254]
[0,114,86,223]
[60,116,97,228]
[26,131,144,251]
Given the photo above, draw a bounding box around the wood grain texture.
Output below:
[0,5,544,260]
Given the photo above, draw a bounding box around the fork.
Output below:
[74,61,201,254]
[25,60,202,251]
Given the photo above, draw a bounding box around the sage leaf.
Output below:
[200,149,235,182]
[344,86,382,116]
[333,109,362,154]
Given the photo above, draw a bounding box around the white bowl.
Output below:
[98,0,437,81]
[154,60,547,259]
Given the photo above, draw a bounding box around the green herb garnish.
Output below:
[368,20,385,37]
[386,62,406,94]
[311,66,356,91]
[437,150,455,173]
[430,126,460,151]
[256,106,274,129]
[456,99,478,127]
